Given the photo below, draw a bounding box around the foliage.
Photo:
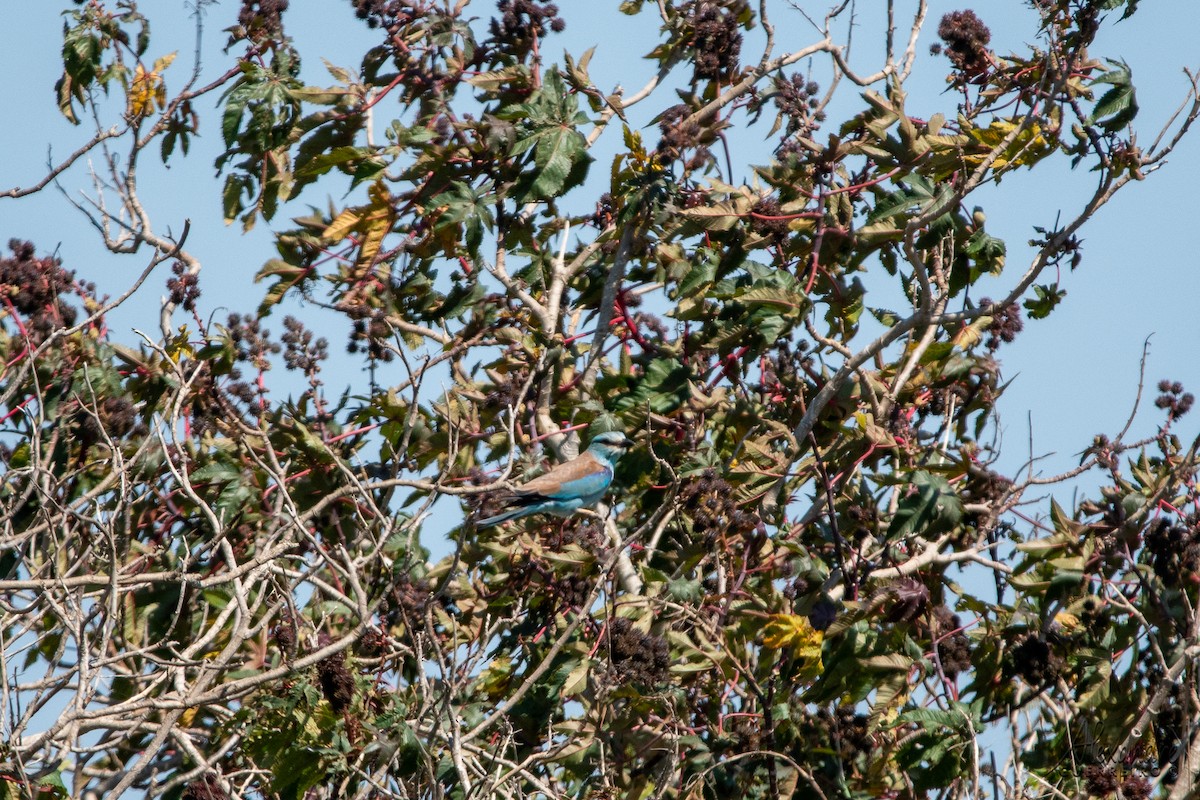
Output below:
[2,1,1200,799]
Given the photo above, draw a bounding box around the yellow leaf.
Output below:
[165,326,194,364]
[1053,611,1081,633]
[951,315,992,349]
[962,118,1054,173]
[126,52,176,119]
[127,65,157,118]
[322,182,397,270]
[322,207,362,244]
[153,52,178,73]
[761,614,824,680]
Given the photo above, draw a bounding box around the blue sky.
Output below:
[2,0,1199,492]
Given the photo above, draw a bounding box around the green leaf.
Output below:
[1024,283,1066,320]
[886,471,963,539]
[869,307,901,327]
[1088,59,1138,132]
[964,228,1006,274]
[531,126,590,198]
[190,460,242,484]
[867,180,932,224]
[222,88,250,147]
[36,770,69,798]
[562,660,590,696]
[735,287,810,314]
[505,69,593,200]
[667,576,703,602]
[612,358,693,414]
[677,251,718,298]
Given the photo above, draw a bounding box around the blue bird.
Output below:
[475,431,634,527]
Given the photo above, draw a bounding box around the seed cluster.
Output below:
[227,313,281,372]
[182,775,230,800]
[356,626,389,658]
[1145,517,1200,586]
[75,395,139,445]
[1083,765,1119,797]
[271,615,298,657]
[748,196,791,247]
[166,260,201,313]
[960,467,1011,528]
[603,617,670,688]
[499,518,606,614]
[933,606,972,677]
[934,10,991,79]
[679,468,760,539]
[831,708,871,759]
[383,573,434,629]
[797,707,872,761]
[345,305,395,363]
[979,297,1023,351]
[482,0,565,63]
[186,367,223,438]
[482,361,532,411]
[281,315,329,377]
[234,0,289,45]
[687,1,742,82]
[0,239,83,344]
[1155,380,1194,422]
[1155,696,1185,785]
[656,103,712,171]
[1006,632,1062,687]
[773,73,825,137]
[351,0,419,37]
[757,340,811,412]
[182,315,285,435]
[1121,776,1151,800]
[317,650,356,713]
[881,576,929,624]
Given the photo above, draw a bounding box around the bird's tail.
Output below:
[474,506,526,528]
[475,489,546,528]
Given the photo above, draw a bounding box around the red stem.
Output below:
[0,396,35,425]
[326,423,380,444]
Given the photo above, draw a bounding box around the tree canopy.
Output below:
[3,1,1200,799]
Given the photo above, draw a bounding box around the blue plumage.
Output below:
[475,431,634,527]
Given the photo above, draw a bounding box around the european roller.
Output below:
[475,431,634,527]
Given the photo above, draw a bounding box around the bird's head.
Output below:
[587,431,634,465]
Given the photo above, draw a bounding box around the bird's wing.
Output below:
[514,452,612,500]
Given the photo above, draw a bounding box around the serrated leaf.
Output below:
[869,306,901,327]
[887,471,963,539]
[1015,535,1071,555]
[863,653,913,671]
[530,125,589,198]
[1088,59,1138,132]
[322,207,363,244]
[1024,283,1066,320]
[561,660,590,696]
[467,65,530,93]
[189,460,242,484]
[761,614,824,681]
[963,118,1055,175]
[951,316,991,349]
[735,287,810,313]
